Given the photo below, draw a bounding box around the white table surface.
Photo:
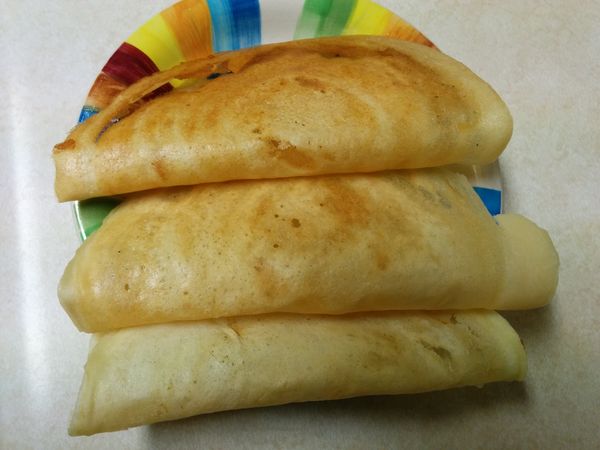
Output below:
[1,1,599,448]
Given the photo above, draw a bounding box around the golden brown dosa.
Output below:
[58,169,558,332]
[53,35,512,201]
[68,310,526,435]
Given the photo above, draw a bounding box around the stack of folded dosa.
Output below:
[53,36,558,436]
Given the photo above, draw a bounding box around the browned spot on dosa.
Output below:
[295,76,327,93]
[320,178,370,226]
[252,257,281,300]
[54,138,76,153]
[375,250,390,271]
[264,138,316,169]
[152,160,168,180]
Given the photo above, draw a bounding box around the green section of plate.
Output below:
[75,198,122,240]
[294,0,355,39]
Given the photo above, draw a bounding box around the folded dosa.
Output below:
[59,169,558,332]
[69,310,526,435]
[53,35,512,201]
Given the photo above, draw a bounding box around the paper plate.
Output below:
[74,0,502,240]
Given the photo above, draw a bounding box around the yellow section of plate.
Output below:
[343,0,393,35]
[126,13,187,87]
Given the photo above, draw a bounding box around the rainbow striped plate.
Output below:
[74,0,502,239]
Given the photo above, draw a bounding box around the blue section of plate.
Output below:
[206,0,261,51]
[78,105,99,123]
[474,187,502,216]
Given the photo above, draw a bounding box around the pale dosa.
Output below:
[68,310,526,435]
[58,169,558,332]
[53,35,512,201]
